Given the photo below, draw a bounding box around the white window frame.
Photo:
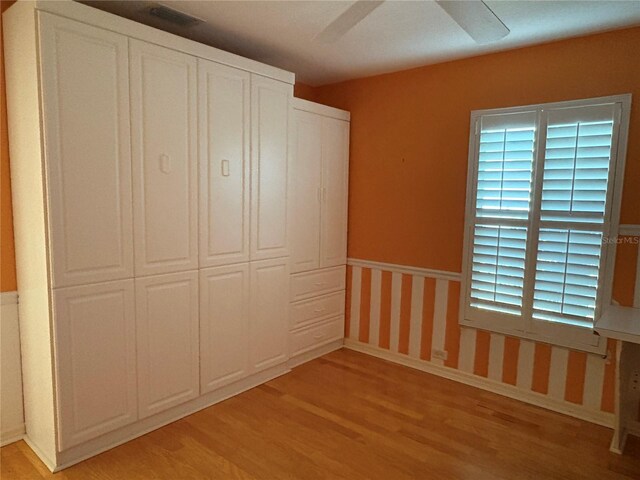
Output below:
[459,94,632,354]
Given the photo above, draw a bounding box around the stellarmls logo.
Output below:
[602,236,640,245]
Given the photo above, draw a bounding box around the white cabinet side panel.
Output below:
[5,4,56,464]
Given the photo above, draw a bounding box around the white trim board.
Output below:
[1,291,18,305]
[292,98,350,122]
[343,339,615,428]
[0,427,25,448]
[347,258,461,282]
[0,290,25,447]
[618,224,640,236]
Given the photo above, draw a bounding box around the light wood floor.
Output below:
[2,348,639,479]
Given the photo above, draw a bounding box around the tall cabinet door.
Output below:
[250,75,292,261]
[54,280,137,450]
[200,264,250,393]
[136,271,199,418]
[290,110,322,273]
[39,13,133,288]
[130,40,198,276]
[250,258,290,372]
[198,60,251,268]
[320,118,350,268]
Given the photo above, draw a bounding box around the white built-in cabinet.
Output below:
[53,280,137,450]
[130,40,199,277]
[40,13,134,288]
[290,110,323,273]
[320,119,350,267]
[200,264,250,393]
[250,258,290,371]
[4,1,296,470]
[289,99,350,363]
[251,76,291,261]
[135,271,200,418]
[198,60,251,268]
[290,102,349,273]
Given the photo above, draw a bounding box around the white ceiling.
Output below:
[83,1,640,86]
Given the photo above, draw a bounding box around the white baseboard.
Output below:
[628,420,640,437]
[288,339,343,369]
[51,363,290,472]
[344,339,615,428]
[0,425,25,447]
[1,291,25,448]
[22,435,57,472]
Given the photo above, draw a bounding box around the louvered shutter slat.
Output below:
[470,224,527,315]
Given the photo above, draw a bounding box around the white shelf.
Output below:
[595,306,640,344]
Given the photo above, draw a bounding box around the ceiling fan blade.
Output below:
[436,0,509,44]
[315,0,385,43]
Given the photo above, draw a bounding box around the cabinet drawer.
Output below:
[290,266,346,302]
[290,291,345,330]
[290,317,344,357]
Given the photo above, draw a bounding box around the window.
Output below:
[460,95,631,353]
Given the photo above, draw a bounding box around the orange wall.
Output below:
[312,27,640,278]
[294,82,317,102]
[1,0,17,292]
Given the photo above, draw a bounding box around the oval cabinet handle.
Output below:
[159,154,171,174]
[221,159,230,177]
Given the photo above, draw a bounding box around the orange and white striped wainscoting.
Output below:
[344,230,639,427]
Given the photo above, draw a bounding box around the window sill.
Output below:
[595,306,640,345]
[460,317,608,356]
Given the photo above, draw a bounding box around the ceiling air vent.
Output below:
[148,4,203,28]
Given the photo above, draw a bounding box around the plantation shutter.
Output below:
[468,111,536,323]
[462,97,627,347]
[532,104,618,328]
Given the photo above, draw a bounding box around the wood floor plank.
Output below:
[2,348,639,479]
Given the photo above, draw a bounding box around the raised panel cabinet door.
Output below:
[200,264,250,393]
[320,118,350,268]
[198,60,250,268]
[250,74,292,261]
[130,40,198,276]
[39,13,133,288]
[250,258,290,372]
[53,280,137,450]
[136,271,199,418]
[290,109,322,273]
